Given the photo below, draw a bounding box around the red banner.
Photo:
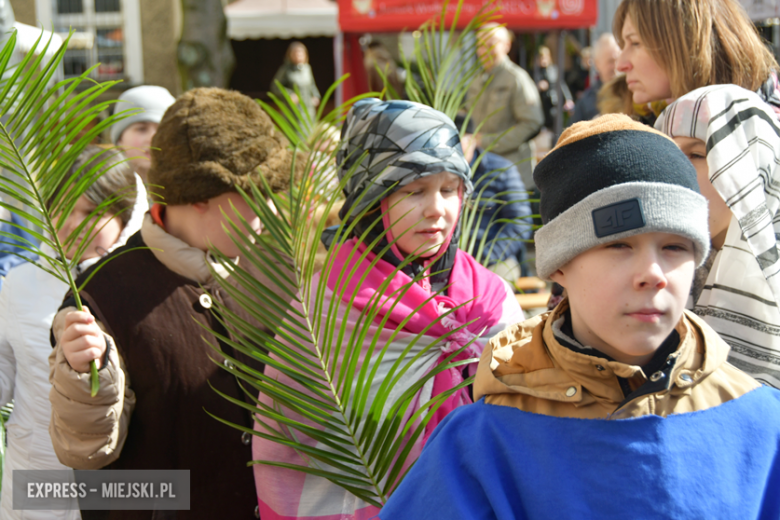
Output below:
[338,0,598,32]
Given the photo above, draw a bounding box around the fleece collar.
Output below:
[140,211,231,284]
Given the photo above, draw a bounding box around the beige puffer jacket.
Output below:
[474,299,760,420]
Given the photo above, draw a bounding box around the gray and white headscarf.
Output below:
[656,84,780,388]
[337,98,473,219]
[335,99,473,291]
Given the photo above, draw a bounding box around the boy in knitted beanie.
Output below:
[111,85,175,182]
[380,114,780,519]
[48,88,295,520]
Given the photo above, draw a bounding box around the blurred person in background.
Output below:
[534,46,574,132]
[467,24,543,191]
[566,45,591,100]
[455,114,533,282]
[565,46,590,101]
[111,85,176,183]
[571,34,621,124]
[364,41,406,98]
[271,41,321,119]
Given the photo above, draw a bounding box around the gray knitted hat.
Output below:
[111,85,176,144]
[533,114,710,280]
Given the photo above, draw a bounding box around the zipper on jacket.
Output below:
[611,351,679,417]
[609,329,681,416]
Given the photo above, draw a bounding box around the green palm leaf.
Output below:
[395,0,500,120]
[202,111,485,507]
[203,0,525,509]
[208,188,481,506]
[0,29,140,396]
[261,75,379,150]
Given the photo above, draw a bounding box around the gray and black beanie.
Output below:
[533,114,710,280]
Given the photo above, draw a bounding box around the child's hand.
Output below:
[60,309,106,373]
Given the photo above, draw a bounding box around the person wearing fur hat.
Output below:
[47,88,295,520]
[111,85,175,182]
[252,99,525,520]
[379,115,780,519]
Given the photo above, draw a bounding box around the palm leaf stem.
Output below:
[0,116,100,394]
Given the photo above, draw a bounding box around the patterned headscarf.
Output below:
[337,99,473,217]
[656,85,780,387]
[335,99,473,291]
[656,85,780,302]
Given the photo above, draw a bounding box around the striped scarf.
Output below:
[656,84,780,388]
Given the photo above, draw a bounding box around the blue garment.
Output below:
[470,149,533,266]
[570,79,603,125]
[0,212,37,289]
[380,387,780,520]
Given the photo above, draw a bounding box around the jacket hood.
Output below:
[107,173,148,252]
[474,299,737,415]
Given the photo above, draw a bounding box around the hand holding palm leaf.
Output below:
[0,30,140,396]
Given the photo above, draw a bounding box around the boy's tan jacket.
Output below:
[474,300,760,420]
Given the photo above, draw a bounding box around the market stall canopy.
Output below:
[338,0,598,32]
[13,23,63,60]
[226,0,339,40]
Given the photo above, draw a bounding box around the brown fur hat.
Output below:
[148,87,294,205]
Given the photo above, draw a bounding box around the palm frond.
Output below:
[205,117,484,508]
[261,75,379,150]
[203,0,521,509]
[397,0,500,119]
[0,29,140,395]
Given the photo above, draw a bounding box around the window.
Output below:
[96,27,124,77]
[37,0,144,84]
[94,0,121,12]
[57,0,84,15]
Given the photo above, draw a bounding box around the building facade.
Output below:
[11,0,181,95]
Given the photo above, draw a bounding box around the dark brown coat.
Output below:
[52,231,290,519]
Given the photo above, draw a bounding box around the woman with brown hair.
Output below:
[613,0,780,118]
[271,41,321,119]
